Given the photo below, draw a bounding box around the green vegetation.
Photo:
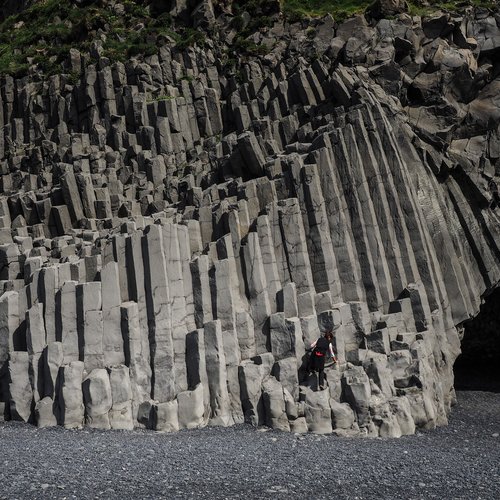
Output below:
[228,1,275,56]
[0,0,196,77]
[281,0,498,20]
[406,0,497,16]
[283,0,371,22]
[0,0,497,77]
[146,94,175,103]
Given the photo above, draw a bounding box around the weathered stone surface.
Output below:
[304,388,333,434]
[262,376,289,431]
[238,361,264,426]
[35,396,57,428]
[204,320,233,427]
[108,365,134,430]
[120,302,150,422]
[156,400,179,433]
[177,383,205,429]
[143,224,175,403]
[101,262,124,366]
[330,400,356,431]
[44,341,63,399]
[83,368,112,429]
[59,361,84,429]
[0,6,498,438]
[269,313,305,362]
[341,365,372,428]
[8,351,32,422]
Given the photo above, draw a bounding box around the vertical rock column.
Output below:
[300,163,342,301]
[186,328,210,421]
[108,365,134,430]
[83,369,112,429]
[120,301,151,422]
[8,352,32,422]
[328,129,384,311]
[204,320,233,427]
[143,224,175,402]
[177,224,196,332]
[278,198,315,294]
[308,144,365,303]
[128,230,149,336]
[59,361,85,429]
[267,202,292,287]
[101,262,125,366]
[256,214,282,313]
[78,282,103,371]
[162,222,188,393]
[0,291,20,408]
[242,232,271,353]
[40,266,58,344]
[191,254,213,329]
[26,303,46,404]
[59,281,79,363]
[213,258,243,421]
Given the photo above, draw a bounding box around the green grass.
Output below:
[147,94,175,103]
[0,0,497,77]
[0,0,190,77]
[407,0,497,16]
[283,0,372,21]
[282,0,498,20]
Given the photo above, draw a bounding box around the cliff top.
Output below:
[0,0,497,77]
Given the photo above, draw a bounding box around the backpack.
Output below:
[313,336,329,356]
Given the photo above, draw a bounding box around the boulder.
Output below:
[156,400,179,433]
[8,352,32,422]
[304,388,332,434]
[262,376,289,431]
[177,384,205,429]
[35,397,57,428]
[108,365,134,430]
[341,365,372,427]
[83,368,112,429]
[59,362,85,429]
[368,0,408,19]
[330,400,356,431]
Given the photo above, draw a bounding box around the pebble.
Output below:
[0,391,498,499]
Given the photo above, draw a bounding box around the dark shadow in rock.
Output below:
[454,288,500,393]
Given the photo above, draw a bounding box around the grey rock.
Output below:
[304,388,333,434]
[8,352,32,422]
[0,9,498,440]
[35,396,57,428]
[83,369,112,429]
[59,361,85,429]
[108,365,134,430]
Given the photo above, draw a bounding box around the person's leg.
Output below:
[306,353,314,377]
[318,367,324,389]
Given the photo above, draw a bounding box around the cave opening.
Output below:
[454,288,500,392]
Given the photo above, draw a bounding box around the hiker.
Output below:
[307,331,337,390]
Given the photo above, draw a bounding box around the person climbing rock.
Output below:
[307,331,337,390]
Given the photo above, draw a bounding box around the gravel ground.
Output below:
[0,391,499,500]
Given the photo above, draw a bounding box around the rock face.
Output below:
[0,3,499,436]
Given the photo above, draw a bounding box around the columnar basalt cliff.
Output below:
[0,0,499,436]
